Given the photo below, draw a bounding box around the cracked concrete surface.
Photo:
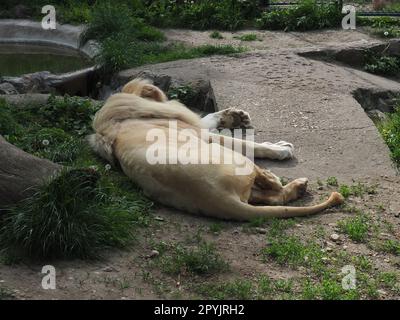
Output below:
[120,29,400,182]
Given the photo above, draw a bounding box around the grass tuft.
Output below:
[0,168,151,259]
[338,214,370,242]
[157,241,228,276]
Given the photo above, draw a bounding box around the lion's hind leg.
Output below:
[250,166,309,205]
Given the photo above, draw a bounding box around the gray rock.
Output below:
[367,109,388,122]
[0,82,18,95]
[330,233,341,242]
[148,250,160,258]
[110,69,218,113]
[102,266,117,272]
[1,68,95,96]
[0,135,62,207]
[254,227,268,234]
[387,39,400,57]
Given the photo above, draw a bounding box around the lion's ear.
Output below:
[143,84,168,102]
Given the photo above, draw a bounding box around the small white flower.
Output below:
[42,139,50,146]
[105,164,112,171]
[384,31,389,36]
[89,165,98,171]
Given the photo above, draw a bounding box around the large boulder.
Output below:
[0,136,62,208]
[0,67,95,96]
[0,82,18,95]
[101,69,218,113]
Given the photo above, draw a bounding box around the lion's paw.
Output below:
[216,108,253,130]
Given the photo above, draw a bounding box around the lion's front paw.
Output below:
[260,141,294,160]
[275,141,294,150]
[277,146,294,160]
[217,108,252,130]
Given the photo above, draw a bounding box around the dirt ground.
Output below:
[1,28,399,300]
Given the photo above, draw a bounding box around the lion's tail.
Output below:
[221,192,344,221]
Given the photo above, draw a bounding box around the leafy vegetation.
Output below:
[1,0,346,33]
[338,214,371,242]
[210,31,224,39]
[141,0,261,31]
[259,216,396,299]
[339,182,378,199]
[0,96,152,259]
[257,0,342,31]
[234,33,259,41]
[155,241,228,275]
[364,54,400,77]
[79,2,246,73]
[0,286,14,300]
[378,104,400,166]
[0,168,151,259]
[358,16,400,39]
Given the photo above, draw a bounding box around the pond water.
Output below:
[0,43,92,77]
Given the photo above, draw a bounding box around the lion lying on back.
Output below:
[88,79,343,221]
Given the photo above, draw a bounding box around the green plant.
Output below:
[167,85,196,106]
[145,0,260,31]
[0,169,151,259]
[339,182,377,198]
[196,279,254,299]
[338,214,370,242]
[234,33,258,41]
[326,176,338,187]
[379,105,400,166]
[263,235,325,274]
[365,55,400,77]
[0,287,14,300]
[381,239,400,255]
[158,241,228,275]
[80,1,164,46]
[0,97,153,260]
[210,31,224,39]
[339,184,351,198]
[209,223,224,234]
[257,0,342,31]
[358,16,400,39]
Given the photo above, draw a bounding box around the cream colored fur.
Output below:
[88,79,344,221]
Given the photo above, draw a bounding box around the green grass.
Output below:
[326,176,338,187]
[0,96,153,260]
[210,31,224,39]
[156,241,229,276]
[380,239,400,255]
[302,278,359,300]
[78,1,246,74]
[338,182,378,199]
[378,104,400,167]
[0,167,151,260]
[209,223,224,234]
[257,0,342,31]
[263,235,326,274]
[196,279,254,299]
[358,16,400,39]
[0,287,14,300]
[338,214,371,242]
[364,55,400,77]
[93,35,245,74]
[234,33,259,41]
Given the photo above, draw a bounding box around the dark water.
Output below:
[0,44,92,77]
